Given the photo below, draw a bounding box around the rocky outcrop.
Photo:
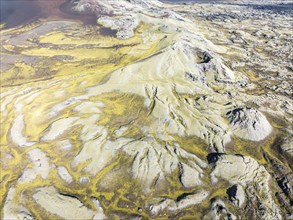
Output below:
[279,138,293,161]
[149,191,209,216]
[227,184,246,207]
[2,187,105,220]
[263,151,293,217]
[98,15,139,39]
[209,153,282,219]
[203,198,236,220]
[227,107,273,141]
[68,0,179,39]
[32,187,105,220]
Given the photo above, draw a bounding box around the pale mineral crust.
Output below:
[1,0,292,219]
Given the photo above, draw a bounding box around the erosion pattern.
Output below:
[1,0,292,219]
